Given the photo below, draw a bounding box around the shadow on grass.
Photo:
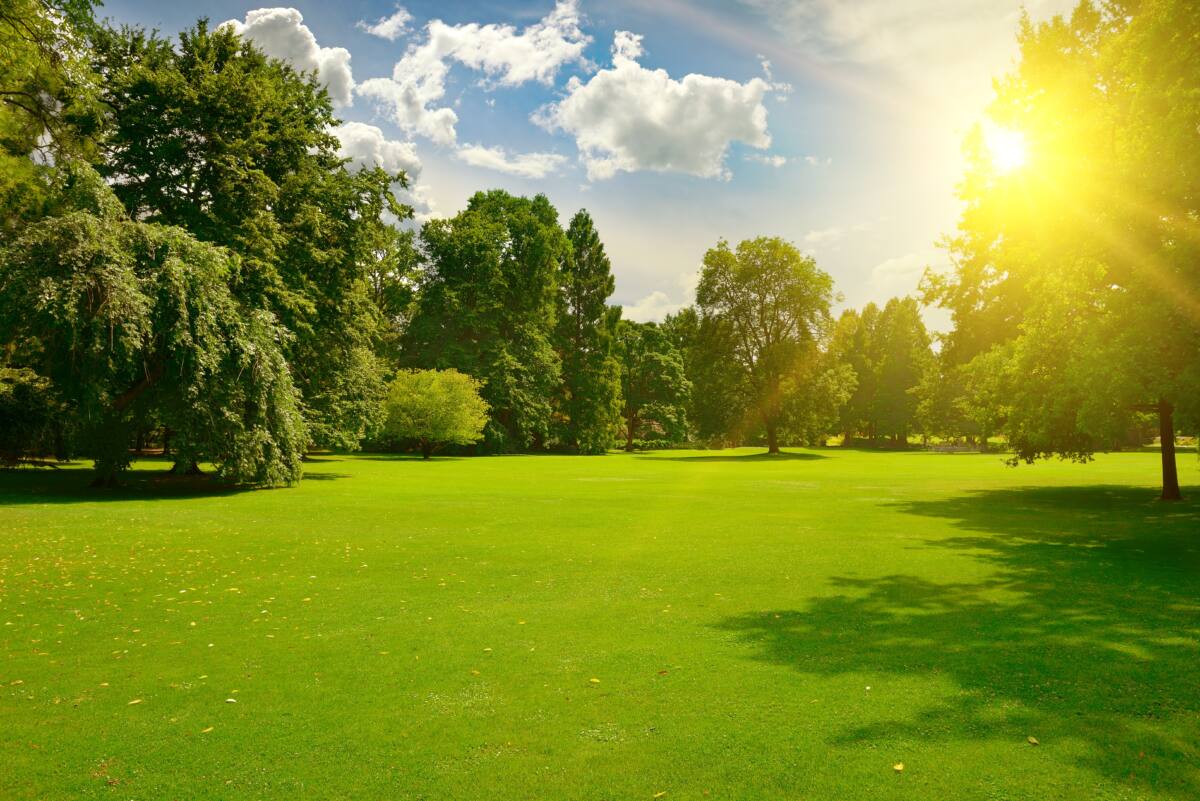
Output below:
[0,463,348,504]
[634,451,827,463]
[350,453,468,462]
[714,484,1200,796]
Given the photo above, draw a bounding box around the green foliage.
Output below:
[383,369,489,458]
[406,190,566,451]
[0,367,65,466]
[0,165,305,485]
[695,237,836,452]
[927,0,1200,495]
[555,210,622,454]
[0,0,102,231]
[91,20,407,448]
[615,320,690,450]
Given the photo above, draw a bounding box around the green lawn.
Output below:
[2,449,1198,800]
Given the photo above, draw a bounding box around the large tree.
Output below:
[405,190,566,451]
[90,20,407,449]
[615,321,690,451]
[0,165,306,485]
[926,0,1200,499]
[555,210,622,454]
[695,237,836,454]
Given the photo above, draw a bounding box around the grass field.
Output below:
[2,449,1198,800]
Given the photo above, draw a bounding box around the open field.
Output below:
[2,449,1198,800]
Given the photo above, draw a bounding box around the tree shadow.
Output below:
[0,463,347,505]
[634,451,827,463]
[350,453,468,462]
[714,484,1200,796]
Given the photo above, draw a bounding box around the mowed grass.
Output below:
[1,449,1198,801]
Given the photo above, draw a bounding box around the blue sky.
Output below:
[97,0,1073,324]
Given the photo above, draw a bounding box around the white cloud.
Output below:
[804,221,867,246]
[535,31,777,181]
[331,121,435,219]
[455,144,567,179]
[740,0,1073,98]
[623,291,685,323]
[358,0,589,146]
[804,154,832,166]
[746,153,789,167]
[358,6,413,41]
[221,8,355,107]
[868,252,928,300]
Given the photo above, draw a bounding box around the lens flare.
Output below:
[983,124,1028,174]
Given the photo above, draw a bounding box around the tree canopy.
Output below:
[695,237,837,454]
[0,165,305,485]
[383,369,489,459]
[405,190,566,451]
[925,0,1200,498]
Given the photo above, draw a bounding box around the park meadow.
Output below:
[2,0,1199,799]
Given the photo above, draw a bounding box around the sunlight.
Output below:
[983,124,1028,174]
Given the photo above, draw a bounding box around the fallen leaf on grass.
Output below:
[127,699,143,705]
[201,726,214,733]
[653,793,666,798]
[893,762,904,772]
[1027,736,1040,746]
[589,678,601,684]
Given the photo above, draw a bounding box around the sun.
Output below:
[983,124,1028,174]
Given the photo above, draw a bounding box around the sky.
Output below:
[97,0,1076,326]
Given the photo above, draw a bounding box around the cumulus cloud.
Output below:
[358,0,589,146]
[331,121,435,219]
[623,291,685,323]
[746,153,789,167]
[358,6,413,41]
[221,8,355,107]
[804,221,868,247]
[535,30,775,181]
[455,144,567,179]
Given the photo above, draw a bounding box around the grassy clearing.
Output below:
[1,449,1198,800]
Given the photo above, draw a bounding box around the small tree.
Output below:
[383,369,489,459]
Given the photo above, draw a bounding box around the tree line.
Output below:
[2,0,1195,498]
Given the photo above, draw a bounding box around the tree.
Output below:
[91,20,409,449]
[405,190,566,451]
[926,0,1200,499]
[555,210,622,454]
[695,237,836,454]
[1,0,102,232]
[873,297,933,445]
[827,305,880,444]
[383,369,488,459]
[615,321,690,451]
[0,368,65,466]
[0,165,306,486]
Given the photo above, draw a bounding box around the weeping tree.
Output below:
[0,166,306,486]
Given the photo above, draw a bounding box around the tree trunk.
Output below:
[842,430,854,447]
[624,412,637,452]
[766,421,780,455]
[420,439,433,460]
[1159,399,1182,501]
[161,427,172,459]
